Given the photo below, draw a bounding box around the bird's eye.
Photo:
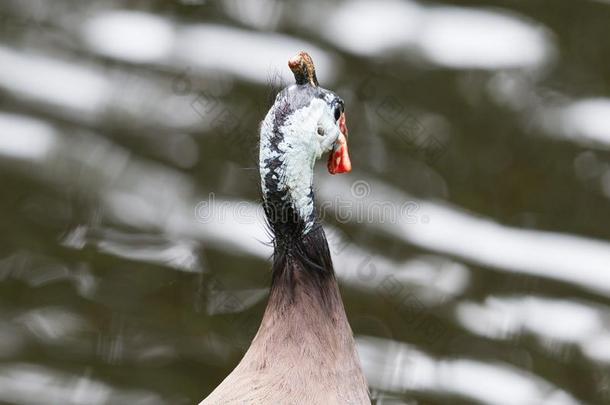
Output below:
[332,98,344,121]
[334,106,341,121]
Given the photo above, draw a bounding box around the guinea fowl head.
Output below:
[260,51,351,241]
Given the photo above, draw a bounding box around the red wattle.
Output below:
[328,132,352,174]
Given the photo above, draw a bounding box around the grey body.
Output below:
[201,263,369,404]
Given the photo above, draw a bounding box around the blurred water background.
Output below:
[1,0,610,404]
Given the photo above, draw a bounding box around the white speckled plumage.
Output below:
[260,94,341,233]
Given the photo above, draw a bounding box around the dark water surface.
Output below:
[1,1,610,404]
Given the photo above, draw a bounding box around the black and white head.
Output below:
[259,52,351,237]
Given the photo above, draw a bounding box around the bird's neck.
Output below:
[269,224,335,295]
[251,109,367,401]
[259,105,319,240]
[259,95,338,306]
[238,225,367,402]
[233,243,366,402]
[260,159,316,241]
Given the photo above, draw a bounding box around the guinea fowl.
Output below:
[201,52,369,405]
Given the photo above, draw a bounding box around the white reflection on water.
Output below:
[0,251,96,298]
[558,98,610,148]
[0,112,55,161]
[489,73,610,153]
[62,226,202,273]
[333,242,470,303]
[456,296,610,364]
[321,0,423,58]
[0,47,225,131]
[0,364,164,405]
[82,11,175,63]
[519,92,610,151]
[321,0,553,69]
[175,24,337,85]
[0,47,109,117]
[418,7,552,70]
[358,336,579,405]
[17,307,91,342]
[40,7,337,88]
[0,112,205,273]
[221,0,284,31]
[318,174,610,296]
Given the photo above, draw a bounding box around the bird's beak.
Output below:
[328,112,352,174]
